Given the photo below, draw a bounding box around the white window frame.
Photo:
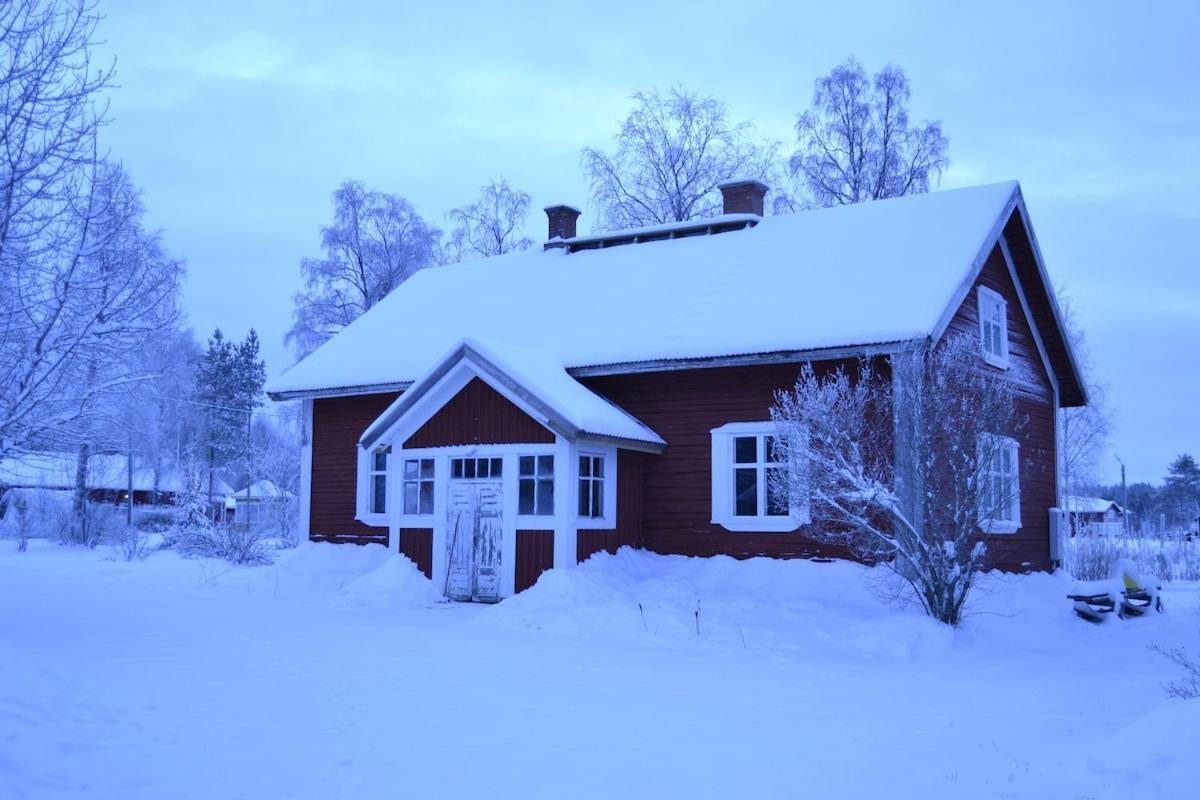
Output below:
[977,285,1009,368]
[978,433,1021,534]
[517,453,556,518]
[401,457,436,516]
[573,448,619,527]
[355,443,391,527]
[710,422,809,532]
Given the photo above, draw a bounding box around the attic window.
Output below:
[977,286,1009,368]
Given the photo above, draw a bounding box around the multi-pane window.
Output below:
[518,455,554,516]
[978,286,1009,367]
[450,457,503,480]
[578,454,605,518]
[369,447,389,514]
[402,458,435,515]
[733,434,789,518]
[979,434,1020,532]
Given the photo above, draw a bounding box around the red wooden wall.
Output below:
[577,449,646,562]
[399,528,433,578]
[515,530,554,592]
[310,392,399,546]
[580,362,862,561]
[944,243,1057,571]
[405,377,553,448]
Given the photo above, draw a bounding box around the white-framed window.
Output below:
[518,454,554,516]
[710,422,808,532]
[977,285,1009,368]
[577,454,605,518]
[369,446,390,515]
[978,434,1021,534]
[450,457,503,480]
[402,458,435,515]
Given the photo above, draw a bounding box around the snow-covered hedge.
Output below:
[1064,530,1200,582]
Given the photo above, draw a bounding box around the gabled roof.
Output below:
[0,452,181,493]
[267,181,1085,406]
[360,339,665,452]
[1065,495,1123,514]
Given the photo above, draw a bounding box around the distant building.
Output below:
[1064,495,1125,536]
[0,451,180,506]
[222,480,292,526]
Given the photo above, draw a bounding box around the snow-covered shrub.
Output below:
[770,335,1022,626]
[109,525,158,562]
[1152,644,1200,700]
[132,507,177,533]
[1064,529,1200,582]
[176,524,273,566]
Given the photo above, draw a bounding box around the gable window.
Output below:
[368,446,389,515]
[977,286,1009,368]
[979,434,1020,534]
[710,422,808,532]
[578,454,605,518]
[402,458,435,515]
[518,455,554,516]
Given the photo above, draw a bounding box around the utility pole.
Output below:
[1115,455,1128,534]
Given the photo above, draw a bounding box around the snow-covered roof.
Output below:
[1065,495,1123,514]
[268,182,1021,398]
[361,339,666,450]
[0,452,181,493]
[229,480,291,501]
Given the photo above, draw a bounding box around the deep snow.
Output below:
[1,540,1196,799]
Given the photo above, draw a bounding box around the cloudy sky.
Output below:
[95,0,1198,483]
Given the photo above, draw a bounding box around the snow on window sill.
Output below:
[355,513,389,528]
[713,514,807,533]
[982,351,1009,369]
[979,520,1020,535]
[575,515,616,530]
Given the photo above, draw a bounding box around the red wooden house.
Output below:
[266,180,1086,602]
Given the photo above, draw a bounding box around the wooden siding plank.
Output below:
[515,530,554,592]
[399,528,434,579]
[404,377,554,449]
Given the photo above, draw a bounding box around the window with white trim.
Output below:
[518,455,554,516]
[578,454,605,518]
[402,458,435,515]
[979,434,1020,533]
[711,422,808,531]
[977,286,1009,367]
[368,446,389,515]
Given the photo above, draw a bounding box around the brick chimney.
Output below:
[717,179,768,216]
[544,205,581,248]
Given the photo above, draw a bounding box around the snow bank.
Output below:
[273,542,441,609]
[488,547,953,658]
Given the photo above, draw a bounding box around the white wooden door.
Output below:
[444,479,504,602]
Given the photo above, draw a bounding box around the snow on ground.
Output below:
[1,541,1196,800]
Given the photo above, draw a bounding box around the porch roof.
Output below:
[360,338,666,453]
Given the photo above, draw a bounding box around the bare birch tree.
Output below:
[582,86,778,230]
[445,178,533,261]
[1055,291,1111,517]
[783,58,949,210]
[287,180,441,359]
[770,336,1023,625]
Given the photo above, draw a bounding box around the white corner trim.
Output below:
[298,399,314,544]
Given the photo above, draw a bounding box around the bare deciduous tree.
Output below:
[770,336,1022,625]
[784,58,949,210]
[1056,291,1111,518]
[582,86,777,230]
[445,178,533,261]
[287,180,441,359]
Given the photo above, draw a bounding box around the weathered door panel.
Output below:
[444,479,503,603]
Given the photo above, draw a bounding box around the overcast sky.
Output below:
[94,0,1198,484]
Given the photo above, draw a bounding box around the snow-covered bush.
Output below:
[109,525,158,562]
[176,524,273,566]
[1152,644,1200,700]
[1064,529,1200,582]
[770,335,1021,626]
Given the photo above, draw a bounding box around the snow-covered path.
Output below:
[1,541,1196,799]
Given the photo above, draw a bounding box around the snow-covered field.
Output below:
[1,541,1196,800]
